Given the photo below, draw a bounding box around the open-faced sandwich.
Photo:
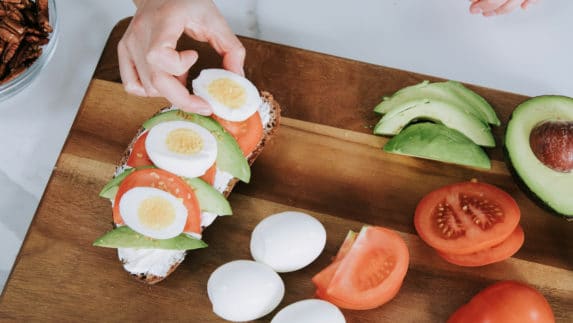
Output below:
[94,69,281,284]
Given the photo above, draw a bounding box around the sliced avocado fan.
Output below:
[374,99,495,147]
[384,122,491,169]
[374,80,500,126]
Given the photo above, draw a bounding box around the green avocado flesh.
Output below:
[384,123,491,169]
[184,177,232,216]
[93,226,208,250]
[505,95,573,218]
[373,99,495,147]
[99,168,231,216]
[374,81,500,126]
[143,109,250,183]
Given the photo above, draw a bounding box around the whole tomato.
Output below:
[448,281,555,323]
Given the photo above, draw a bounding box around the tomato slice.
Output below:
[414,181,520,255]
[126,131,154,168]
[200,163,217,186]
[213,112,263,156]
[438,225,524,267]
[126,130,216,184]
[448,281,555,323]
[317,226,409,310]
[112,168,202,234]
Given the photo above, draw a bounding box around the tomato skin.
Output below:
[315,226,409,310]
[126,131,154,167]
[113,168,202,234]
[437,225,524,267]
[448,281,555,323]
[213,112,263,156]
[414,181,521,255]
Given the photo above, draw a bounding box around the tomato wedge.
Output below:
[213,112,263,156]
[414,181,520,255]
[125,130,216,184]
[113,168,202,234]
[126,131,153,167]
[448,281,555,323]
[312,230,357,294]
[438,225,524,267]
[314,226,409,310]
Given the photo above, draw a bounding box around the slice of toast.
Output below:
[110,91,281,284]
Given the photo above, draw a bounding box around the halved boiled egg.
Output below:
[119,187,188,239]
[192,68,262,122]
[145,120,217,178]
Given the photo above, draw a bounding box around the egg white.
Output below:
[192,68,262,122]
[271,299,346,323]
[250,211,327,273]
[119,187,188,240]
[207,260,285,322]
[145,120,217,178]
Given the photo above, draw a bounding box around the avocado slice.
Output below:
[373,99,495,147]
[383,123,491,169]
[143,110,250,183]
[100,168,232,216]
[505,95,573,219]
[184,177,232,216]
[93,226,208,250]
[374,81,500,125]
[99,167,134,199]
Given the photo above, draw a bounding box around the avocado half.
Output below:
[505,95,573,220]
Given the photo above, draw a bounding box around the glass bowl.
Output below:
[0,0,59,101]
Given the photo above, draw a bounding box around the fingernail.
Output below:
[470,7,481,14]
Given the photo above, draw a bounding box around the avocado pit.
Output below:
[529,120,573,172]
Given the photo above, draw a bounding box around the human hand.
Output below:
[118,0,246,114]
[469,0,539,16]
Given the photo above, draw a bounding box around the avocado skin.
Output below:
[504,95,573,220]
[93,226,208,250]
[503,145,571,221]
[384,122,491,169]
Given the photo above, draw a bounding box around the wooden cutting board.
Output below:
[1,18,571,322]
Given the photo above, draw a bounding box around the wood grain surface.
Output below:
[1,18,571,322]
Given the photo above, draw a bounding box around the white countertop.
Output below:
[0,0,571,292]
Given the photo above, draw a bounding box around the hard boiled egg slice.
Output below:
[145,120,217,178]
[192,69,262,122]
[119,187,188,240]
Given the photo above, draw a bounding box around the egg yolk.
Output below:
[166,128,203,155]
[208,77,246,109]
[138,196,176,230]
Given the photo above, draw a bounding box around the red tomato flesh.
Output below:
[314,226,409,310]
[312,230,357,293]
[213,112,263,156]
[448,281,555,323]
[113,168,202,235]
[438,225,524,267]
[126,131,153,168]
[414,181,521,255]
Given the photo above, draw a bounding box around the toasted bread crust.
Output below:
[113,92,281,284]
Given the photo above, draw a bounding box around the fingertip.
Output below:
[180,50,199,67]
